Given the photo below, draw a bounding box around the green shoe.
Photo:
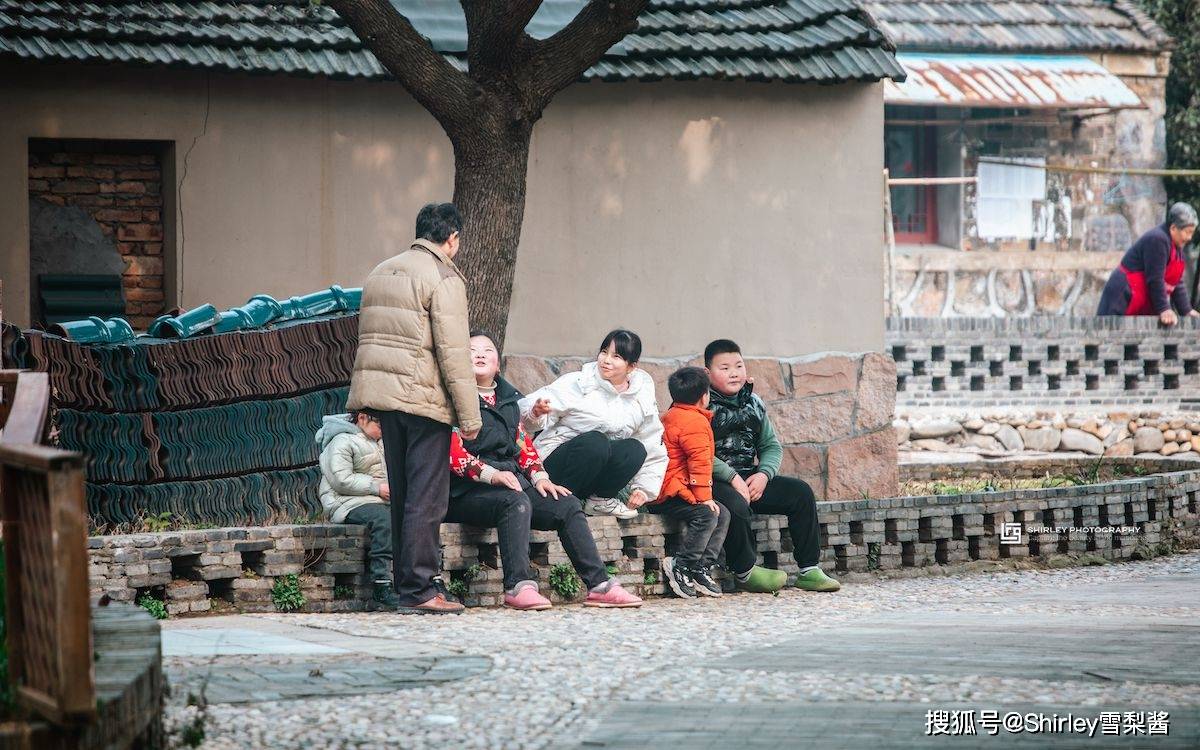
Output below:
[737,565,787,593]
[794,568,841,592]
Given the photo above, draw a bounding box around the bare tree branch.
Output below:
[523,0,649,112]
[328,0,477,132]
[461,0,544,74]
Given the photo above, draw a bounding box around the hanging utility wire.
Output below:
[977,158,1200,178]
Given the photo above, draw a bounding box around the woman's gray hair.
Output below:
[1168,202,1198,229]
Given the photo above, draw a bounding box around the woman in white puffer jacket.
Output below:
[518,330,666,519]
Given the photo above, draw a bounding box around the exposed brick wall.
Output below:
[28,148,165,329]
[888,316,1200,410]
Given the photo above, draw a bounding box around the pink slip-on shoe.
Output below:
[504,582,552,611]
[584,582,643,608]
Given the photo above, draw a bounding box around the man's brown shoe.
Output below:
[397,594,465,615]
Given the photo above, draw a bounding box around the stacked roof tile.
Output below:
[0,0,904,83]
[864,0,1171,54]
[18,309,360,527]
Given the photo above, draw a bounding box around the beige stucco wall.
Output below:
[0,61,884,357]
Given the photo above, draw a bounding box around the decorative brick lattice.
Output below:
[889,317,1200,410]
[90,464,1200,611]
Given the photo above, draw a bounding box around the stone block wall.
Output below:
[89,463,1200,611]
[888,317,1200,411]
[503,351,899,501]
[28,144,165,329]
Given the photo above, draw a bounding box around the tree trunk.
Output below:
[451,124,533,351]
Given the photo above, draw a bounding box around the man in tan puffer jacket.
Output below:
[347,202,482,615]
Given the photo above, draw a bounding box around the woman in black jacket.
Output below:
[1098,202,1198,325]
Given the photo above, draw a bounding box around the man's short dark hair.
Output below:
[599,329,642,364]
[668,366,710,405]
[470,329,499,355]
[415,202,463,244]
[703,339,742,367]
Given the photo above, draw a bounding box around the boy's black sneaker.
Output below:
[692,566,723,598]
[662,557,697,599]
[373,581,400,609]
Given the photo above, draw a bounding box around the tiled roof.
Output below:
[863,0,1171,54]
[0,0,905,83]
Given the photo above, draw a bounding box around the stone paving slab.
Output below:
[162,627,349,657]
[580,567,1199,749]
[971,575,1196,609]
[163,614,487,704]
[170,656,492,704]
[162,614,445,659]
[714,574,1199,686]
[716,616,1197,685]
[579,702,1200,749]
[160,555,1200,748]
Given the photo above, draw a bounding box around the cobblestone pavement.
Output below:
[164,553,1200,749]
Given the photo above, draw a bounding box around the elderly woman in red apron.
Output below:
[1098,202,1199,325]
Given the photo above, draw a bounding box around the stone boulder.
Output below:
[994,424,1024,452]
[1134,427,1166,453]
[1059,428,1104,456]
[1104,439,1134,457]
[910,419,962,440]
[1019,427,1061,452]
[894,420,911,445]
[964,434,1005,453]
[911,439,951,452]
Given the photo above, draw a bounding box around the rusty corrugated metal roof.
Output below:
[883,53,1143,109]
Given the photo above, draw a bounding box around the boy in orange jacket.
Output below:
[649,367,729,598]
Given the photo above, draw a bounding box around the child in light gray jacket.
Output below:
[316,412,395,608]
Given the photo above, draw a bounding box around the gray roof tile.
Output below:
[0,0,904,83]
[864,0,1171,53]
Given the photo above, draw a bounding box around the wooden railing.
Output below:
[1,369,94,727]
[1,368,163,749]
[0,443,93,725]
